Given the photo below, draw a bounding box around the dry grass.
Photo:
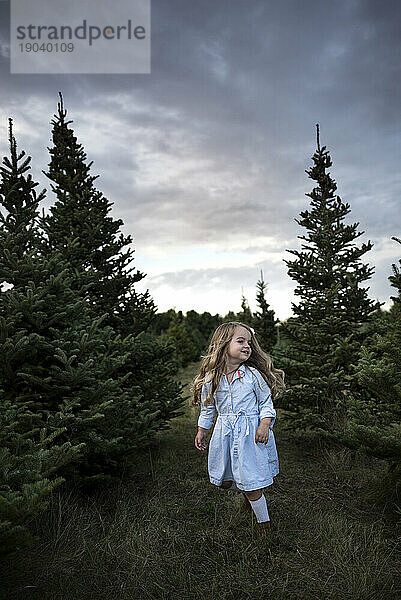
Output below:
[0,362,400,600]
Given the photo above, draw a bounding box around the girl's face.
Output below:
[226,326,252,364]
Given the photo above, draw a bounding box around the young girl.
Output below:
[191,321,285,537]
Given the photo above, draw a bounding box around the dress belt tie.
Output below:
[220,411,258,437]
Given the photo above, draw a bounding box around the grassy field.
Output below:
[1,362,400,600]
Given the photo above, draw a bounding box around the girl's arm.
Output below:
[197,382,216,430]
[253,372,276,429]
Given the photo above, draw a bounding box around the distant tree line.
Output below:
[148,272,280,369]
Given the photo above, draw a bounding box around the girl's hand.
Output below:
[195,429,207,451]
[255,424,270,445]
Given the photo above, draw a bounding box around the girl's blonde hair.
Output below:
[190,321,285,407]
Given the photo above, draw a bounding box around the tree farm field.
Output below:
[0,362,399,600]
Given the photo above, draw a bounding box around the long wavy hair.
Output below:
[190,321,285,407]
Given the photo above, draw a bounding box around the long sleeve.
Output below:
[253,370,276,429]
[197,382,216,430]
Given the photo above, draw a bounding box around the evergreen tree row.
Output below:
[150,276,279,368]
[149,309,222,367]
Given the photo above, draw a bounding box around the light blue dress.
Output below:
[197,364,279,491]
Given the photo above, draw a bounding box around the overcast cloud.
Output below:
[0,0,400,319]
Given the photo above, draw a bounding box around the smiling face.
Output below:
[226,325,252,365]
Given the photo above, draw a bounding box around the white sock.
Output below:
[248,494,270,523]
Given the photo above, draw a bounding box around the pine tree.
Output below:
[0,119,183,487]
[36,94,185,452]
[253,271,277,352]
[319,237,401,488]
[0,120,83,554]
[38,92,155,338]
[279,125,381,433]
[233,291,254,327]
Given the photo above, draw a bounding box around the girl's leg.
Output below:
[244,489,270,522]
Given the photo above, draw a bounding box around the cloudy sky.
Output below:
[0,0,400,320]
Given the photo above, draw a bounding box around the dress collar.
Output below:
[229,364,247,383]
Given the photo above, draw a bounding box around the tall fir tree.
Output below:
[320,237,401,489]
[39,92,155,338]
[253,270,277,352]
[0,120,84,554]
[37,93,185,447]
[0,119,183,490]
[278,125,381,433]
